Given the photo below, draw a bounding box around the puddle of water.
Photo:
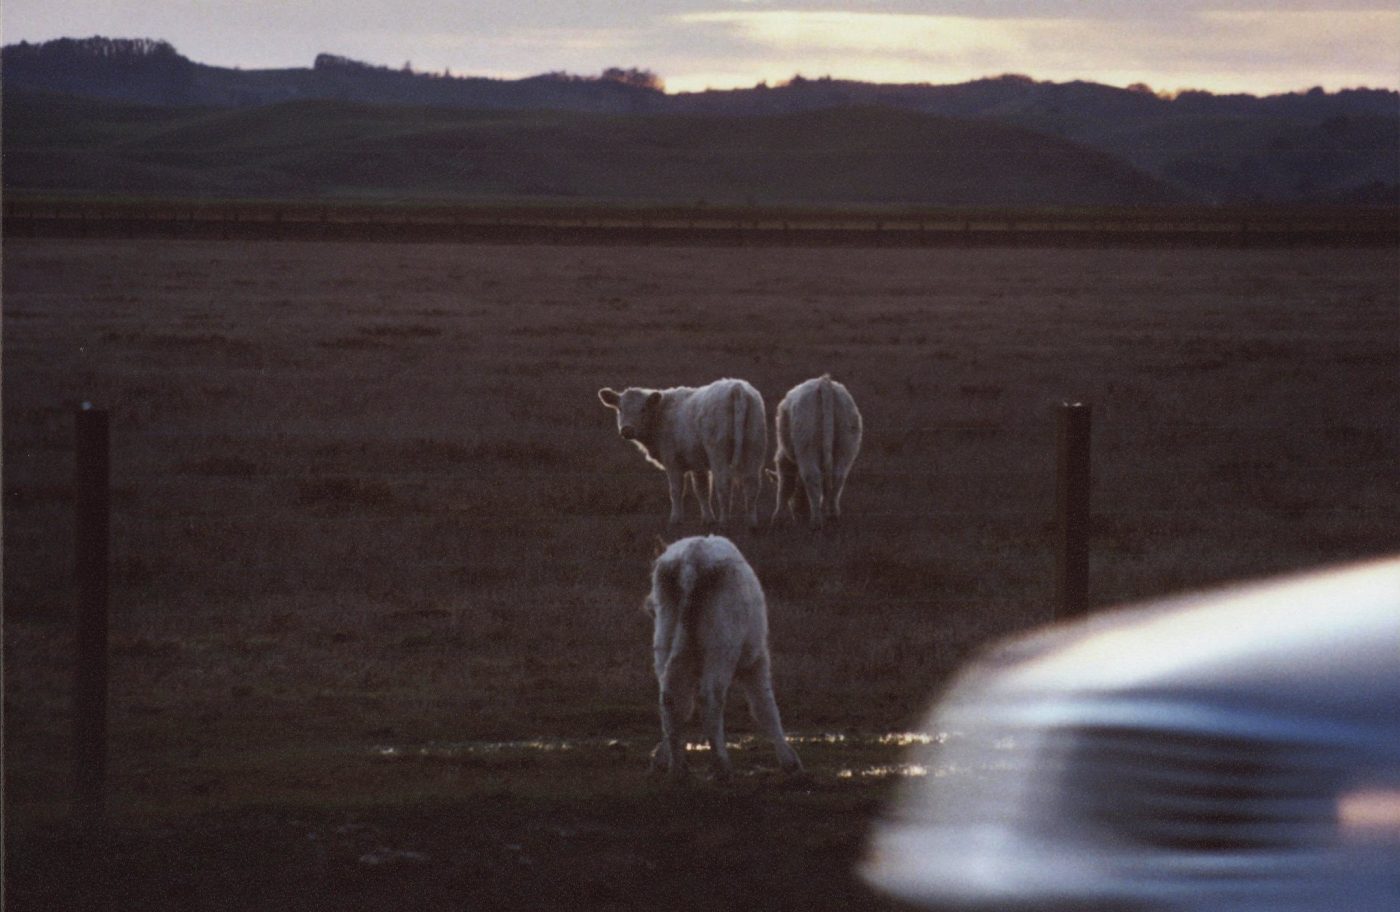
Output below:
[370,731,949,771]
[837,764,930,780]
[374,738,627,760]
[364,730,1033,785]
[877,732,945,747]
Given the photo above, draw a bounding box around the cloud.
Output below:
[668,7,1400,93]
[683,11,1030,59]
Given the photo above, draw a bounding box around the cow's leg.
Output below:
[665,468,688,526]
[798,462,825,530]
[739,467,762,530]
[687,472,715,525]
[790,470,812,522]
[771,457,798,524]
[698,673,734,782]
[650,682,695,777]
[737,658,802,774]
[828,465,851,522]
[709,465,732,526]
[657,661,697,782]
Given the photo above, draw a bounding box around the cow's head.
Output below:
[598,387,662,441]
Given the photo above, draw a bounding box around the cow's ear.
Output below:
[598,388,621,408]
[652,535,669,559]
[645,391,662,409]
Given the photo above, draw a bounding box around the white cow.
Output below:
[598,378,766,528]
[643,535,802,783]
[772,374,863,529]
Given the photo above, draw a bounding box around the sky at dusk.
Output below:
[5,1,1399,95]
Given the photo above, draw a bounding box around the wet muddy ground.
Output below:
[10,734,924,911]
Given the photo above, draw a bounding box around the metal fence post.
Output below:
[74,404,110,826]
[1055,401,1091,620]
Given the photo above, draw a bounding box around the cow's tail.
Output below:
[819,374,835,481]
[667,559,727,664]
[729,383,750,472]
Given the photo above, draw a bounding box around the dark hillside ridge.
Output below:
[0,37,665,112]
[4,37,1397,204]
[1,92,1184,206]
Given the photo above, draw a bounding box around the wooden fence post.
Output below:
[1054,401,1091,620]
[74,404,110,827]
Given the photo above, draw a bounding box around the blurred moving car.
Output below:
[861,556,1400,912]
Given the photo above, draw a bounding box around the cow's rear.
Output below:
[694,379,766,529]
[773,375,863,529]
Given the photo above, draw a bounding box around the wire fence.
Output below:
[7,449,1381,626]
[7,201,1398,248]
[10,430,1393,511]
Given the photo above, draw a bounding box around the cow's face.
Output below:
[598,387,662,441]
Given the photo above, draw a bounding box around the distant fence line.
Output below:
[6,201,1397,248]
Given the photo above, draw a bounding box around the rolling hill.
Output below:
[4,36,1397,205]
[2,91,1186,207]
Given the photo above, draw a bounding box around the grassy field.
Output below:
[4,238,1397,909]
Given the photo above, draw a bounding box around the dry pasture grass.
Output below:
[3,237,1397,908]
